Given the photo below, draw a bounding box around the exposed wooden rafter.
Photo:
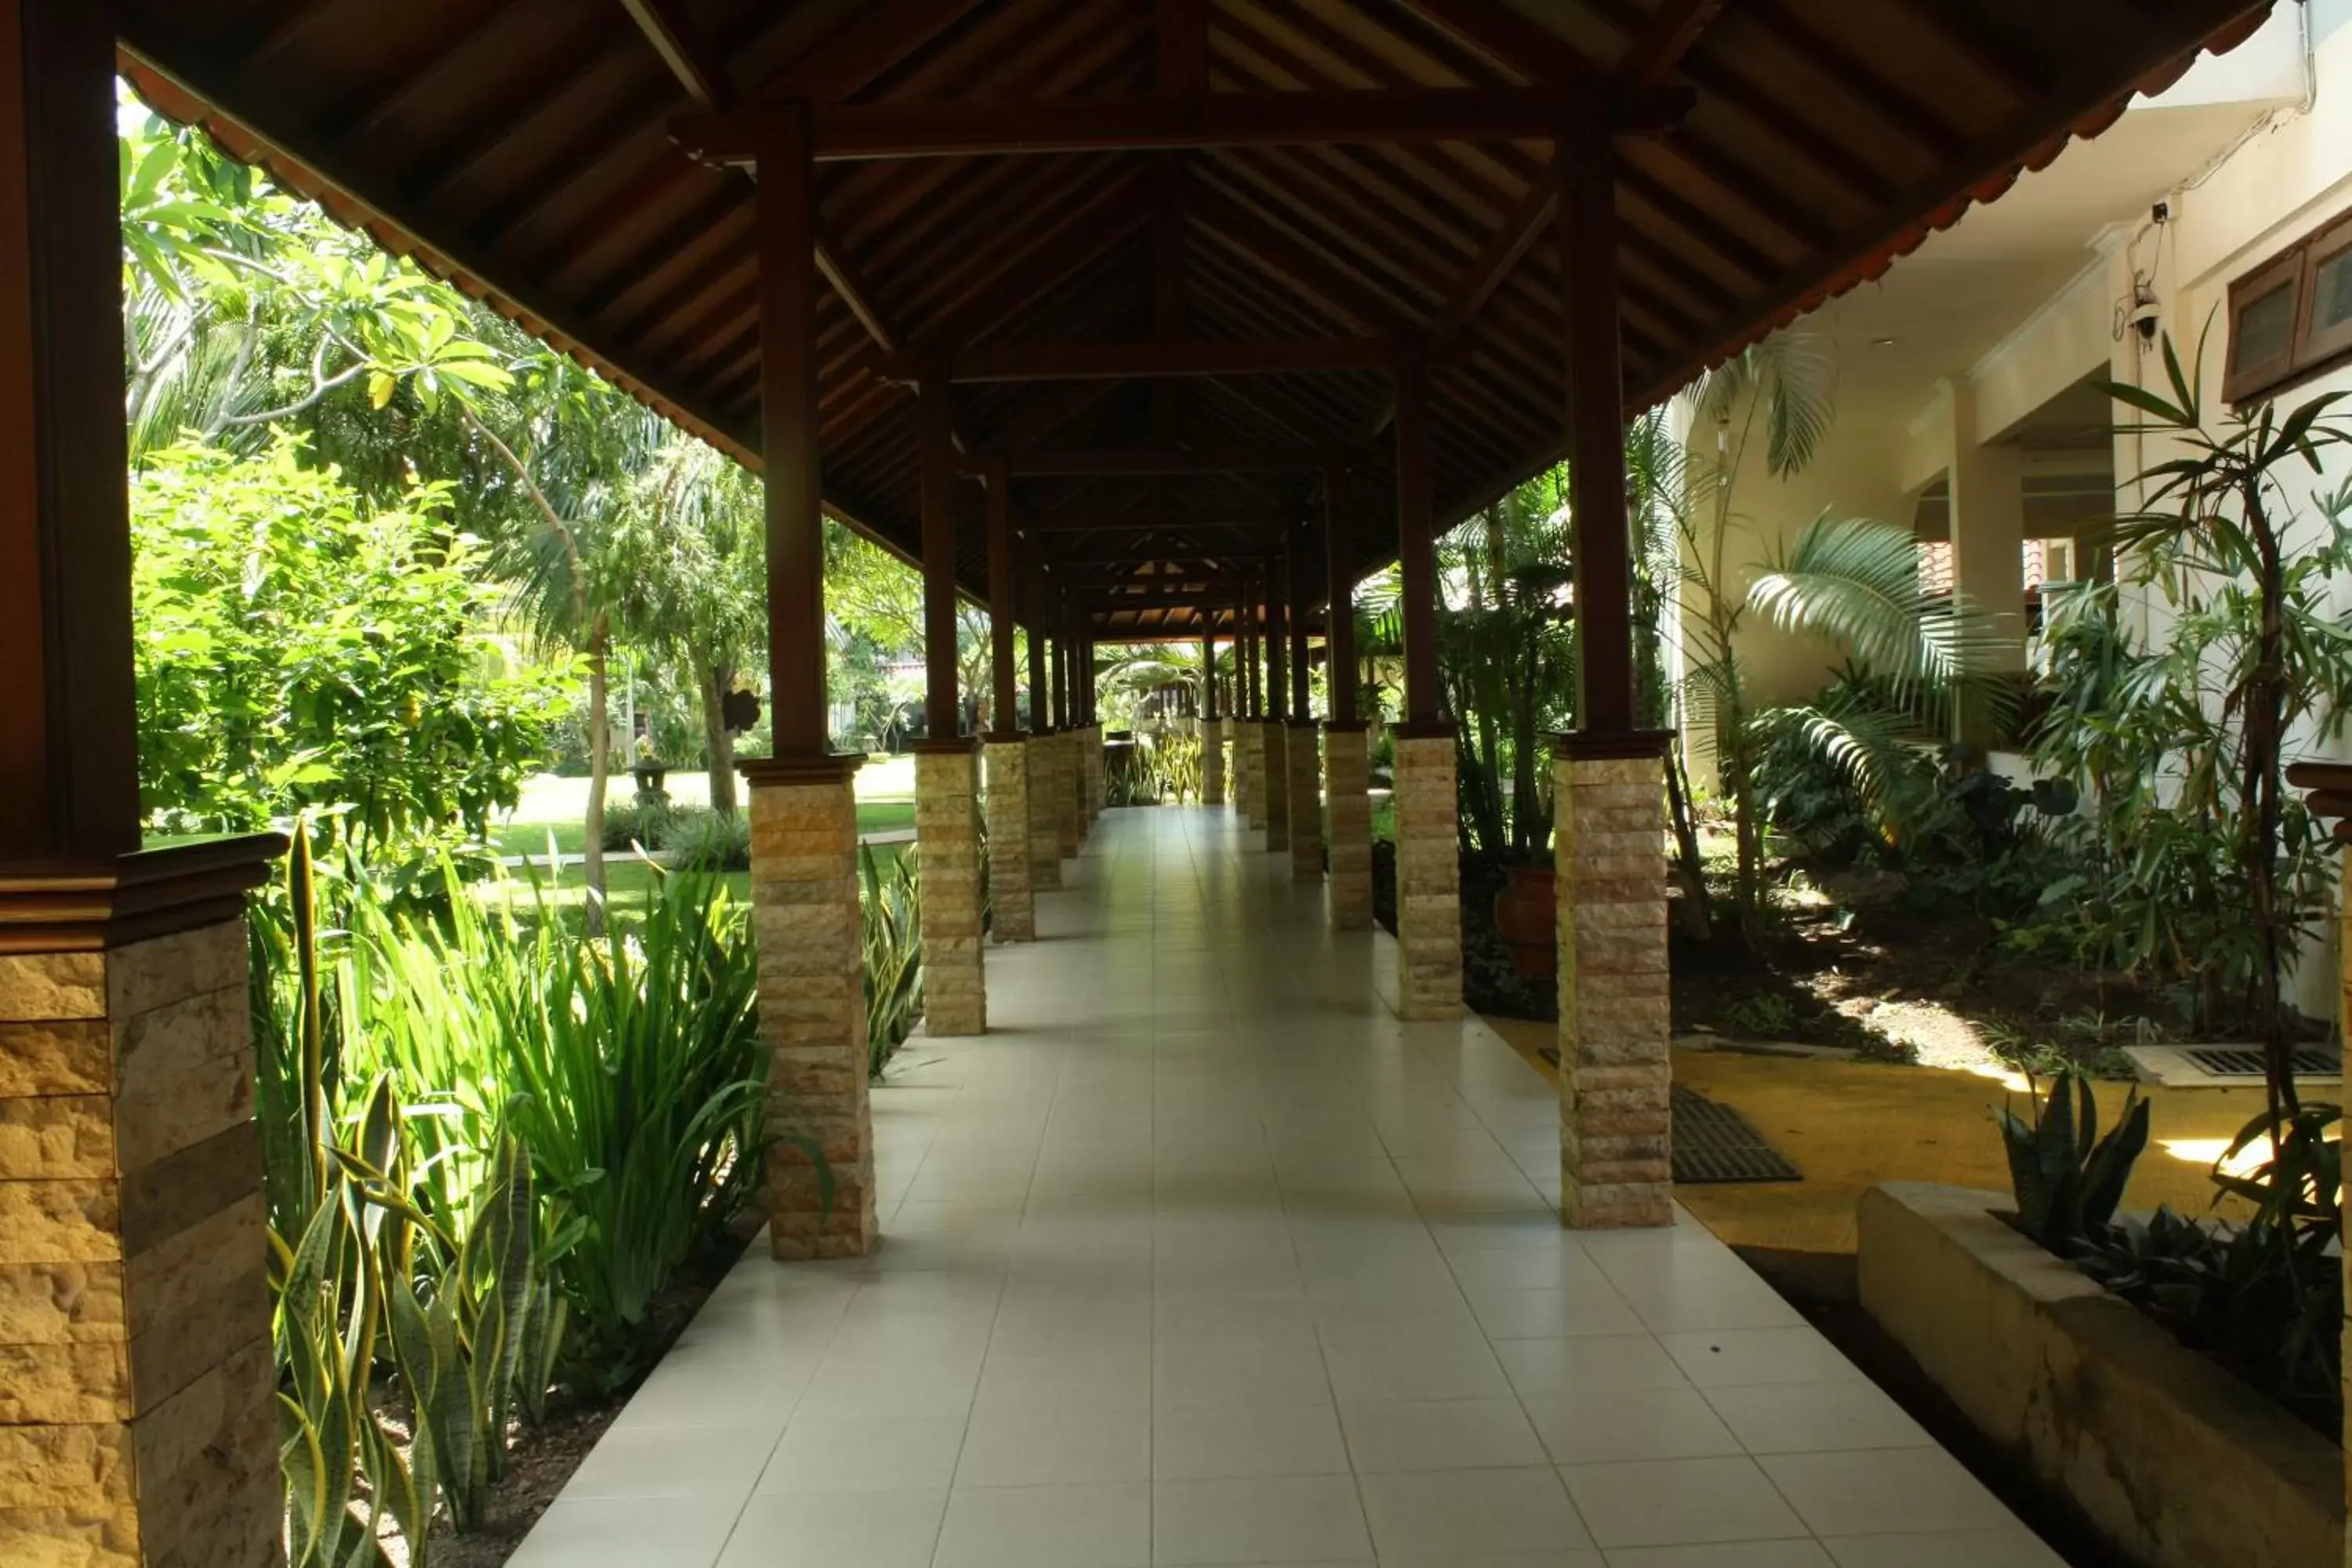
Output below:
[676,87,1694,165]
[1616,0,1729,90]
[892,337,1394,383]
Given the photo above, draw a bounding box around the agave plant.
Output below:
[1996,1073,2152,1253]
[862,843,925,1078]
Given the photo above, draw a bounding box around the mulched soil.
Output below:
[426,1209,765,1566]
[1377,840,2249,1071]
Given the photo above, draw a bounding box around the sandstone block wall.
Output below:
[0,920,281,1568]
[1027,733,1062,891]
[750,775,877,1258]
[1325,727,1374,931]
[1084,725,1105,818]
[1057,732,1082,857]
[1242,723,1265,829]
[916,745,987,1036]
[1262,721,1290,854]
[1392,735,1462,1020]
[984,739,1035,942]
[1202,719,1225,807]
[1555,753,1672,1229]
[1287,723,1323,882]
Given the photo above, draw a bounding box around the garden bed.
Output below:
[1857,1181,2342,1568]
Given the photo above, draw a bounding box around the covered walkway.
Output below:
[517,807,2057,1568]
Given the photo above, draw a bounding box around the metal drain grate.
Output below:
[1671,1083,1802,1184]
[2184,1047,2339,1078]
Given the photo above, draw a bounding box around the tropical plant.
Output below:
[132,435,570,851]
[256,830,570,1563]
[862,844,926,1078]
[2056,338,2352,1102]
[1997,1073,2152,1254]
[485,872,771,1390]
[1436,473,1577,863]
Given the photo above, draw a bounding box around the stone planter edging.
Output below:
[1857,1181,2341,1568]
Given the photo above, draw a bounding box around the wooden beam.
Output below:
[1390,0,1608,83]
[757,104,828,759]
[1433,155,1558,343]
[619,0,733,106]
[1156,0,1208,94]
[1324,463,1358,725]
[1559,120,1635,739]
[970,443,1334,477]
[918,375,960,735]
[1029,510,1295,534]
[1190,186,1417,335]
[677,87,1692,165]
[983,458,1019,731]
[1615,0,1727,90]
[757,0,994,100]
[897,336,1394,383]
[814,212,904,357]
[1394,348,1440,730]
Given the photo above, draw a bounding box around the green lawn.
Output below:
[493,760,918,862]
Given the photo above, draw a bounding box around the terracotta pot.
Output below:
[1492,865,1556,980]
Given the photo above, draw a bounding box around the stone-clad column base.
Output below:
[1263,721,1291,853]
[749,758,879,1259]
[1287,720,1323,881]
[1057,733,1083,856]
[915,741,987,1036]
[1084,725,1105,818]
[0,840,287,1568]
[1027,731,1062,891]
[1325,725,1374,930]
[1241,723,1265,829]
[1393,731,1463,1020]
[1202,718,1225,806]
[1555,740,1675,1229]
[984,735,1035,942]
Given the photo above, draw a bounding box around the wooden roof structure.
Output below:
[118,0,2274,638]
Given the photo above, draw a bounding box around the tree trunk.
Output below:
[583,620,611,936]
[703,664,739,817]
[1665,742,1715,942]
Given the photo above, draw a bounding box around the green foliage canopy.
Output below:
[132,436,572,847]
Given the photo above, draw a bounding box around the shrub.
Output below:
[862,844,924,1078]
[1995,1073,2151,1253]
[664,806,752,872]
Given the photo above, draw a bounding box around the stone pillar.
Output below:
[1083,724,1105,818]
[1392,732,1462,1020]
[749,760,878,1259]
[1287,721,1323,881]
[914,742,986,1036]
[984,735,1034,942]
[0,853,288,1568]
[1240,722,1262,826]
[1555,747,1673,1229]
[1262,721,1291,853]
[1325,725,1374,930]
[1028,731,1062,891]
[1202,717,1225,807]
[1057,732,1082,858]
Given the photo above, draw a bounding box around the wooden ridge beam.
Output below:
[1025,517,1289,543]
[676,86,1692,165]
[966,444,1338,476]
[895,337,1395,383]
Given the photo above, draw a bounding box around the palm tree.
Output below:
[463,348,667,924]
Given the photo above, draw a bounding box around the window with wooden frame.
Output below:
[2226,207,2352,404]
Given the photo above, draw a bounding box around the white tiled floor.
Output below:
[515,805,2067,1568]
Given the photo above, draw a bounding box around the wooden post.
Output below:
[1394,347,1441,731]
[757,103,831,762]
[1266,553,1289,724]
[745,101,876,1253]
[1287,526,1322,880]
[985,457,1018,729]
[918,372,961,738]
[1558,114,1635,739]
[1553,114,1672,1227]
[1025,552,1050,732]
[0,0,135,862]
[0,9,287,1561]
[1289,530,1312,721]
[1324,462,1359,725]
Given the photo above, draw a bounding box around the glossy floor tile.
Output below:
[520,806,2056,1566]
